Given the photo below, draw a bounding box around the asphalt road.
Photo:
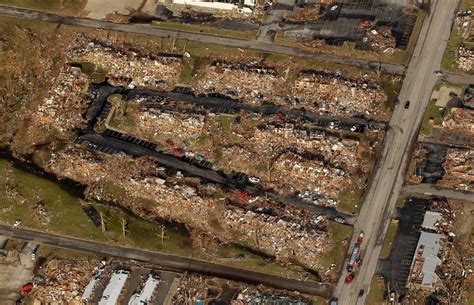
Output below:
[0,225,332,297]
[442,72,474,85]
[0,4,405,75]
[402,183,474,203]
[333,1,459,304]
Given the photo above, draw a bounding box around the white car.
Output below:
[31,253,36,261]
[248,177,260,184]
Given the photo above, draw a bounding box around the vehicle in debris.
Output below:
[330,297,338,305]
[345,273,354,284]
[404,101,410,109]
[248,176,260,184]
[347,232,364,273]
[20,283,33,295]
[389,291,396,302]
[394,98,400,107]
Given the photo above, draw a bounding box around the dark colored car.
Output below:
[345,273,355,284]
[404,100,410,109]
[358,289,365,297]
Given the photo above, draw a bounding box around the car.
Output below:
[330,297,338,305]
[248,177,260,184]
[358,289,365,297]
[389,291,396,302]
[394,98,400,107]
[404,100,410,109]
[31,253,36,261]
[433,70,443,76]
[345,273,355,284]
[334,216,346,224]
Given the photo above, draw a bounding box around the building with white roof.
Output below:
[408,231,442,289]
[99,270,129,305]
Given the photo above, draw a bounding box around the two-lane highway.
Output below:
[334,0,459,304]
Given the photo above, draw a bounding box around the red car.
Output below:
[345,273,355,284]
[20,283,33,295]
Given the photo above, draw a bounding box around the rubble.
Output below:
[172,272,311,305]
[30,66,90,136]
[224,208,331,270]
[291,71,387,119]
[366,27,397,53]
[455,47,474,72]
[71,40,181,90]
[438,148,474,191]
[195,62,387,119]
[108,98,369,203]
[290,4,322,22]
[440,107,474,139]
[194,61,286,106]
[30,259,99,303]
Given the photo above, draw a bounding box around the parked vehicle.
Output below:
[358,289,365,297]
[347,232,364,273]
[330,297,338,305]
[404,100,410,109]
[345,273,354,284]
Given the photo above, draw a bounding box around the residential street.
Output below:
[402,183,474,203]
[0,4,405,75]
[0,225,332,297]
[333,0,459,304]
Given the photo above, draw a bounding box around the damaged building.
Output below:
[281,0,418,52]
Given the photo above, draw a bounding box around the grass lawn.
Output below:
[0,159,106,241]
[420,100,445,136]
[338,187,363,214]
[366,275,386,305]
[178,56,212,86]
[320,223,352,269]
[216,115,234,132]
[379,221,399,259]
[152,21,258,41]
[381,80,402,110]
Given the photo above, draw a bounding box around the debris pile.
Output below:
[107,97,368,204]
[195,61,286,105]
[196,63,387,119]
[30,66,90,136]
[30,259,98,302]
[172,272,311,304]
[223,208,331,270]
[44,145,336,269]
[454,10,472,39]
[291,71,387,118]
[456,47,474,72]
[71,41,181,90]
[438,148,474,191]
[441,107,474,138]
[290,4,322,22]
[366,27,397,53]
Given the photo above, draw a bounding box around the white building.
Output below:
[99,270,129,305]
[171,0,257,14]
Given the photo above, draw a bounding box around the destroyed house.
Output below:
[408,231,442,289]
[283,0,417,50]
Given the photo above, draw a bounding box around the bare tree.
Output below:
[157,224,169,245]
[99,211,107,234]
[119,216,129,238]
